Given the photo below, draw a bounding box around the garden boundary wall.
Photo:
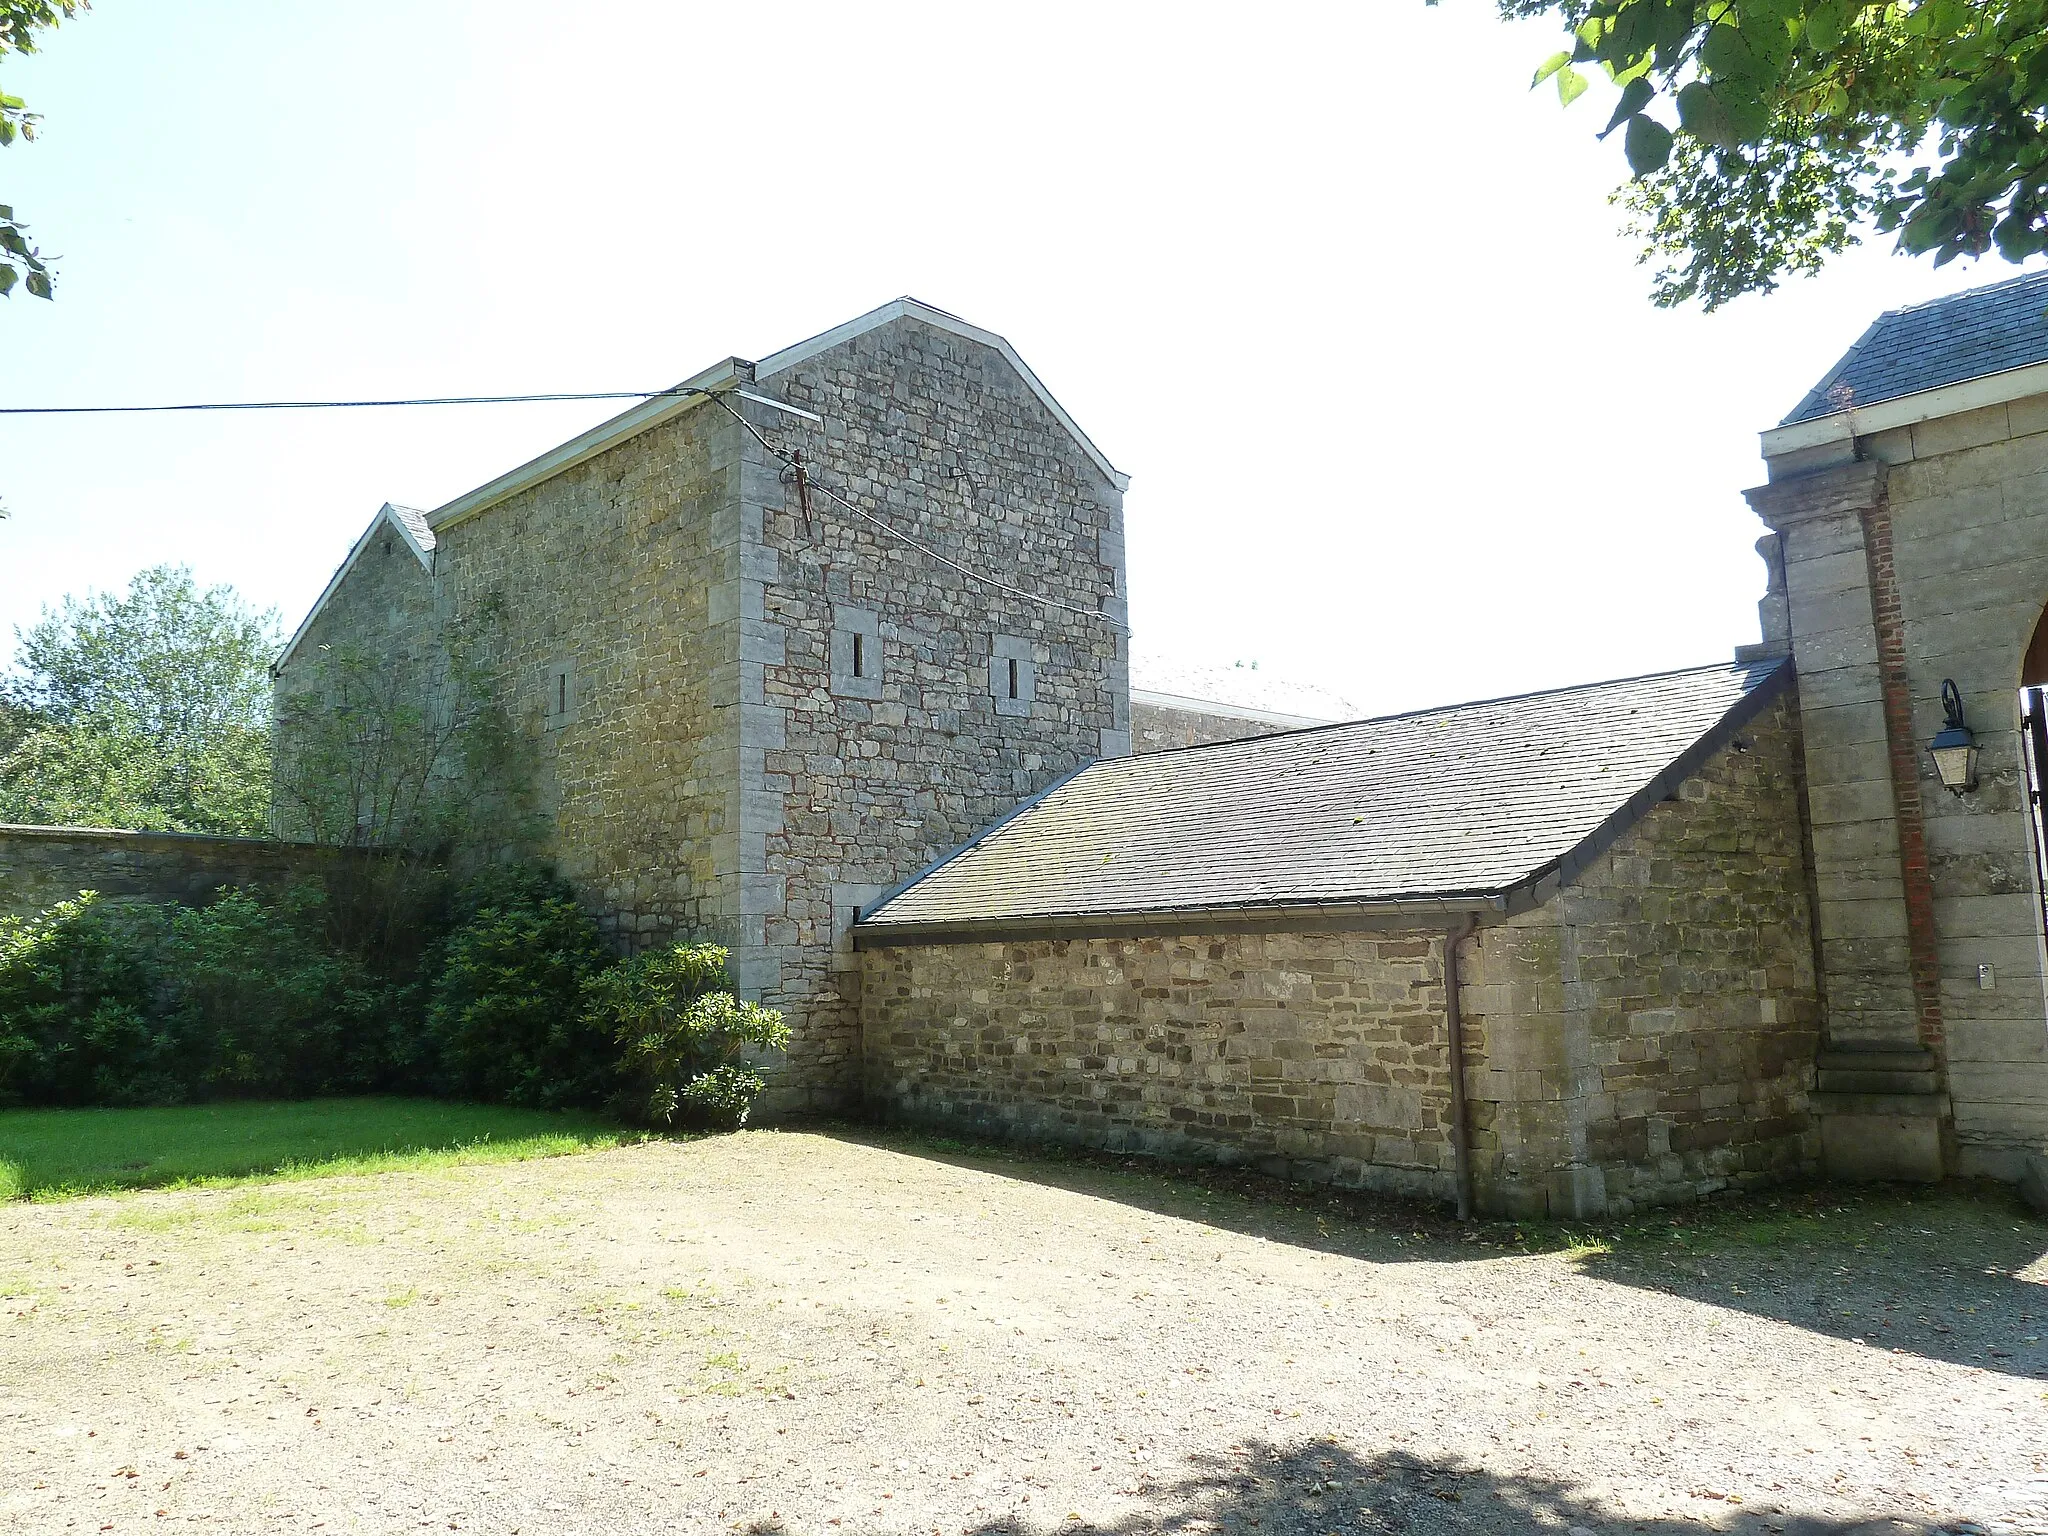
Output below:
[0,825,350,921]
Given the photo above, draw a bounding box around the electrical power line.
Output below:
[0,379,1123,631]
[0,387,708,416]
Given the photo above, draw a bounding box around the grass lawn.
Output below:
[0,1096,645,1201]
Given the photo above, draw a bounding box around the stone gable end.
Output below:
[274,310,1129,1113]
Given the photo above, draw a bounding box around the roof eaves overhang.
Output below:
[1761,357,2048,460]
[852,893,1509,949]
[425,357,746,536]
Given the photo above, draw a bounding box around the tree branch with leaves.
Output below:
[1,0,83,300]
[1507,0,2048,307]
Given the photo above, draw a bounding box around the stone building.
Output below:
[274,299,1131,1111]
[273,277,2048,1208]
[857,659,1818,1217]
[1746,268,2048,1184]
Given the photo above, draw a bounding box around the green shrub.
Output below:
[583,942,788,1128]
[0,866,792,1122]
[424,865,612,1108]
[0,893,176,1106]
[0,885,403,1107]
[156,885,388,1099]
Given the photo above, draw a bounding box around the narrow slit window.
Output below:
[544,661,577,729]
[990,637,1033,716]
[831,606,881,697]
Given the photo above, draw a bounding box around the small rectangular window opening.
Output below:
[852,631,866,679]
[556,671,568,715]
[1007,657,1020,700]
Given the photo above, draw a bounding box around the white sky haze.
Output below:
[1,1,2038,719]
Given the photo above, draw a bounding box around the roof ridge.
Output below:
[1099,656,1786,768]
[1885,268,2048,317]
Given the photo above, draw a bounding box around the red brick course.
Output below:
[1858,492,1946,1052]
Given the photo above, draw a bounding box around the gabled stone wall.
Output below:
[737,317,1128,1110]
[860,697,1820,1216]
[274,311,1128,1113]
[1465,689,1821,1213]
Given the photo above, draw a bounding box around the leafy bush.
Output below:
[0,865,790,1122]
[156,886,387,1099]
[0,886,398,1107]
[424,866,613,1108]
[0,893,175,1106]
[583,942,788,1127]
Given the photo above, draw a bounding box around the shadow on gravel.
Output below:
[737,1439,1952,1535]
[838,1124,1524,1264]
[1571,1190,2048,1381]
[838,1125,2048,1380]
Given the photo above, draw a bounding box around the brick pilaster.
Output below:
[1858,490,1945,1052]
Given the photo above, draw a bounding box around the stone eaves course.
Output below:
[858,657,1792,939]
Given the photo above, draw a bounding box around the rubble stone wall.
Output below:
[861,699,1821,1215]
[0,825,348,921]
[741,316,1128,1110]
[1131,699,1298,753]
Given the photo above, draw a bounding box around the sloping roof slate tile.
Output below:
[1783,270,2048,425]
[859,659,1789,934]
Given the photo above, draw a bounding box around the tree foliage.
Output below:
[1504,0,2048,306]
[0,565,280,834]
[271,596,522,857]
[0,0,84,301]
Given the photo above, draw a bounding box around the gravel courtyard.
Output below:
[1,1130,2041,1535]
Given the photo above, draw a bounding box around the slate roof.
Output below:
[857,658,1791,940]
[1784,269,2048,424]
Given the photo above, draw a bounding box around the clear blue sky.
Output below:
[1,1,2034,718]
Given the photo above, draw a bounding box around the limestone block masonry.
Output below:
[275,309,1128,1115]
[862,695,1820,1216]
[1751,390,2048,1181]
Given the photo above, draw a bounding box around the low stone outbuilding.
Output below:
[856,659,1819,1218]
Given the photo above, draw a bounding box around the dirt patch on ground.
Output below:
[1,1128,2041,1534]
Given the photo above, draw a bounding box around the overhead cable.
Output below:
[0,388,709,416]
[0,377,1119,630]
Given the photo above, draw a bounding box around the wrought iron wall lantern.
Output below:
[1929,678,1980,796]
